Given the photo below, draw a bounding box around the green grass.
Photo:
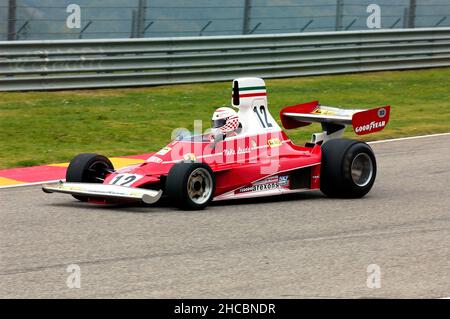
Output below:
[1,68,449,169]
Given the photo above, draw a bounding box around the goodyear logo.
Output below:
[355,121,386,133]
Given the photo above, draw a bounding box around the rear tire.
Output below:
[320,139,376,198]
[166,162,215,210]
[66,153,114,201]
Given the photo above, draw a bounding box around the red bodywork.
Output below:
[90,99,389,204]
[99,130,322,203]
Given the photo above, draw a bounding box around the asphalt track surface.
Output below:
[1,134,449,298]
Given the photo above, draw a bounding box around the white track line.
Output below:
[367,132,450,144]
[0,132,449,190]
[0,179,63,190]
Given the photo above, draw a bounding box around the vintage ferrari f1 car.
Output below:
[43,77,390,210]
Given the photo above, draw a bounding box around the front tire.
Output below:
[66,153,114,201]
[320,139,376,198]
[166,162,215,210]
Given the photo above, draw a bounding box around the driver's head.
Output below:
[211,107,239,136]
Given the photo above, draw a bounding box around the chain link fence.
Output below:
[1,0,449,40]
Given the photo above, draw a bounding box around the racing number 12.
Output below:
[111,174,137,187]
[253,105,273,128]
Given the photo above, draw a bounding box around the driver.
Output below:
[210,107,240,143]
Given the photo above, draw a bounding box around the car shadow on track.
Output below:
[44,190,327,214]
[44,200,173,214]
[210,190,326,207]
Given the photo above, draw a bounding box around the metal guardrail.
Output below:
[0,28,450,91]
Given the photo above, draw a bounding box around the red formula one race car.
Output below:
[43,77,390,210]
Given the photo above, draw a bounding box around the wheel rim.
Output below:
[187,168,213,205]
[350,153,373,187]
[85,161,110,183]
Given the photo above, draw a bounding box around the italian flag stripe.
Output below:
[238,92,267,98]
[231,85,267,99]
[238,86,266,92]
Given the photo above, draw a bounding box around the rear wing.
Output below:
[280,101,390,136]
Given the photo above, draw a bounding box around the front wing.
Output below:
[42,181,162,204]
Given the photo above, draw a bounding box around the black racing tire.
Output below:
[66,153,114,201]
[320,139,377,198]
[166,162,216,210]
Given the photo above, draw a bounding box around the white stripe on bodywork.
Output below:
[214,186,316,201]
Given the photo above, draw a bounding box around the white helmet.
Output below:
[211,107,239,135]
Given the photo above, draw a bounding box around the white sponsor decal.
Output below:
[278,175,289,186]
[224,146,251,156]
[238,175,288,194]
[355,120,386,133]
[147,156,163,163]
[156,147,172,156]
[253,183,278,191]
[183,153,197,161]
[239,182,279,193]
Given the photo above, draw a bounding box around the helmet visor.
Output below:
[212,119,226,129]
